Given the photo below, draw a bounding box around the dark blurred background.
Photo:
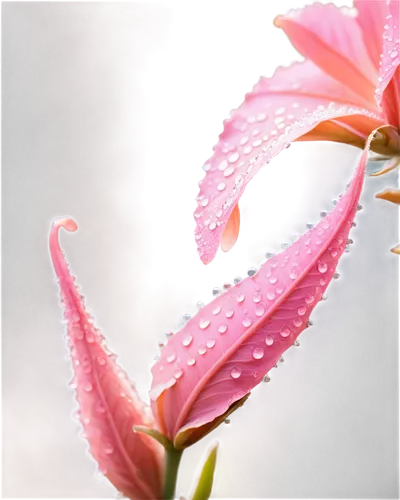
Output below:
[2,1,398,498]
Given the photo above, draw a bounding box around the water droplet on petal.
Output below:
[298,306,307,316]
[305,295,314,304]
[212,305,222,315]
[182,335,193,347]
[206,338,216,348]
[253,293,261,303]
[183,313,191,322]
[294,340,300,347]
[231,367,242,379]
[187,357,196,366]
[280,327,291,338]
[104,443,114,454]
[289,270,298,279]
[263,374,270,383]
[224,166,235,177]
[198,345,207,355]
[266,292,275,300]
[200,198,209,207]
[217,182,226,191]
[265,252,275,259]
[252,347,264,359]
[333,272,340,279]
[306,222,314,229]
[318,262,328,273]
[291,233,300,242]
[234,276,242,284]
[174,368,183,379]
[293,318,303,327]
[218,160,228,171]
[320,210,328,218]
[247,267,257,277]
[84,381,93,392]
[321,293,328,300]
[265,335,274,346]
[218,324,228,334]
[269,277,277,284]
[224,417,231,424]
[197,301,205,309]
[212,287,221,296]
[242,318,252,327]
[167,353,176,363]
[228,152,239,163]
[199,319,211,329]
[236,293,245,303]
[255,305,265,316]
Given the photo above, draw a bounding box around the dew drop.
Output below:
[84,381,93,392]
[293,318,303,327]
[290,232,300,242]
[253,293,261,303]
[187,357,196,366]
[217,182,226,191]
[213,305,222,315]
[333,272,340,279]
[206,338,216,348]
[306,222,314,229]
[200,198,209,207]
[298,306,307,316]
[331,249,338,257]
[252,347,264,359]
[197,301,205,309]
[198,345,207,355]
[199,319,211,329]
[234,276,242,284]
[281,241,289,249]
[218,324,228,334]
[236,293,245,303]
[182,313,192,323]
[255,305,265,316]
[265,335,274,346]
[307,319,313,327]
[289,270,298,279]
[269,276,277,284]
[224,166,235,177]
[228,152,239,163]
[104,443,114,455]
[174,368,183,379]
[224,417,231,424]
[231,367,242,379]
[247,267,257,277]
[165,330,173,338]
[318,262,328,273]
[390,50,398,59]
[94,470,104,479]
[320,210,328,218]
[182,335,193,347]
[321,293,328,300]
[305,294,314,304]
[242,318,252,327]
[280,327,291,338]
[212,287,221,296]
[266,292,275,300]
[167,353,176,363]
[158,341,165,350]
[294,340,300,347]
[218,160,228,171]
[263,374,271,383]
[265,252,276,259]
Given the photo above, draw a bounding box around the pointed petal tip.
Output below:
[390,245,400,255]
[273,15,283,28]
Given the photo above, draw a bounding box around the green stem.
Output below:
[163,446,184,500]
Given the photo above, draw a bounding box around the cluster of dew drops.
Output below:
[153,181,364,425]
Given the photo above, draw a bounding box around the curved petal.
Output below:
[154,144,367,448]
[376,187,400,204]
[375,0,400,100]
[194,60,383,264]
[274,3,377,103]
[355,0,389,70]
[49,219,163,500]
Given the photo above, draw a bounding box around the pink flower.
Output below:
[193,0,400,264]
[150,0,399,454]
[49,218,163,500]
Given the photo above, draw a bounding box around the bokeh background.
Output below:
[2,1,399,498]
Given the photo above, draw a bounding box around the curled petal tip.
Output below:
[390,245,400,255]
[52,217,78,233]
[273,15,283,28]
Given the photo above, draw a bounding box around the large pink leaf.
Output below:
[274,2,377,102]
[194,59,382,264]
[153,143,369,449]
[50,219,163,500]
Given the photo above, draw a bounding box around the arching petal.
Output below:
[355,0,389,70]
[49,219,163,500]
[194,60,383,264]
[154,143,368,448]
[274,2,377,103]
[375,0,400,101]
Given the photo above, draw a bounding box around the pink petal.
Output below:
[376,0,400,92]
[221,203,240,253]
[153,144,368,448]
[355,0,389,70]
[274,3,377,103]
[194,60,382,264]
[49,218,163,500]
